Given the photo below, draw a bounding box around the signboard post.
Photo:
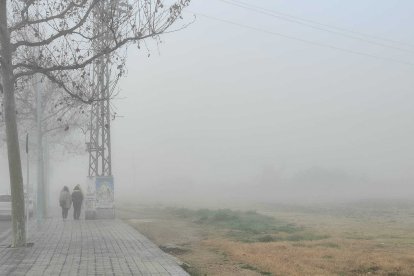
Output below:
[85,177,96,220]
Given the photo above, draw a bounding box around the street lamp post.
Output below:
[25,133,29,240]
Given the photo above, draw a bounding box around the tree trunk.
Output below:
[0,0,26,247]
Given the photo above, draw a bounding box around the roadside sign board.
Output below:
[95,176,114,209]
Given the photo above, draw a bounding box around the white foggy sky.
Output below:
[2,0,414,201]
[111,0,414,198]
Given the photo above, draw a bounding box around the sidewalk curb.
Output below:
[122,219,187,268]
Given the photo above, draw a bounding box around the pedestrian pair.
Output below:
[59,185,84,220]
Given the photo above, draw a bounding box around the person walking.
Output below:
[72,185,84,220]
[59,186,72,219]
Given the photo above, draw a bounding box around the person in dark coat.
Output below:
[59,186,72,219]
[72,185,84,220]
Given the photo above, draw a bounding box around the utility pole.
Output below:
[36,75,45,222]
[44,134,49,218]
[25,133,29,239]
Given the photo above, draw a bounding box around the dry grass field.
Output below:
[118,199,414,276]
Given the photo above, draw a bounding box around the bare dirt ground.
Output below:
[117,200,414,276]
[118,206,265,275]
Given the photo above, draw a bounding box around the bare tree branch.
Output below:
[14,32,158,79]
[12,0,98,50]
[11,0,89,32]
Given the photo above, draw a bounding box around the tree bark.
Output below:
[0,0,26,247]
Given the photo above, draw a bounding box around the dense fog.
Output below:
[1,0,414,207]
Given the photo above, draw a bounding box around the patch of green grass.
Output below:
[170,208,335,244]
[171,208,300,234]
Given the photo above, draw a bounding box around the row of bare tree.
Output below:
[0,0,191,247]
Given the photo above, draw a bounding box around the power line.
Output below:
[218,0,414,54]
[221,0,414,48]
[189,11,414,67]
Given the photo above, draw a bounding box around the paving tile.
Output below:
[0,219,188,276]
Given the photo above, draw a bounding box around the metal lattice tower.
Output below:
[87,74,112,177]
[87,1,115,177]
[86,0,129,220]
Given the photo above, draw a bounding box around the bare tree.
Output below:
[1,78,88,133]
[1,77,88,153]
[17,78,90,216]
[0,0,191,247]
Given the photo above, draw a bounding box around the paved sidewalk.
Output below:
[0,219,189,275]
